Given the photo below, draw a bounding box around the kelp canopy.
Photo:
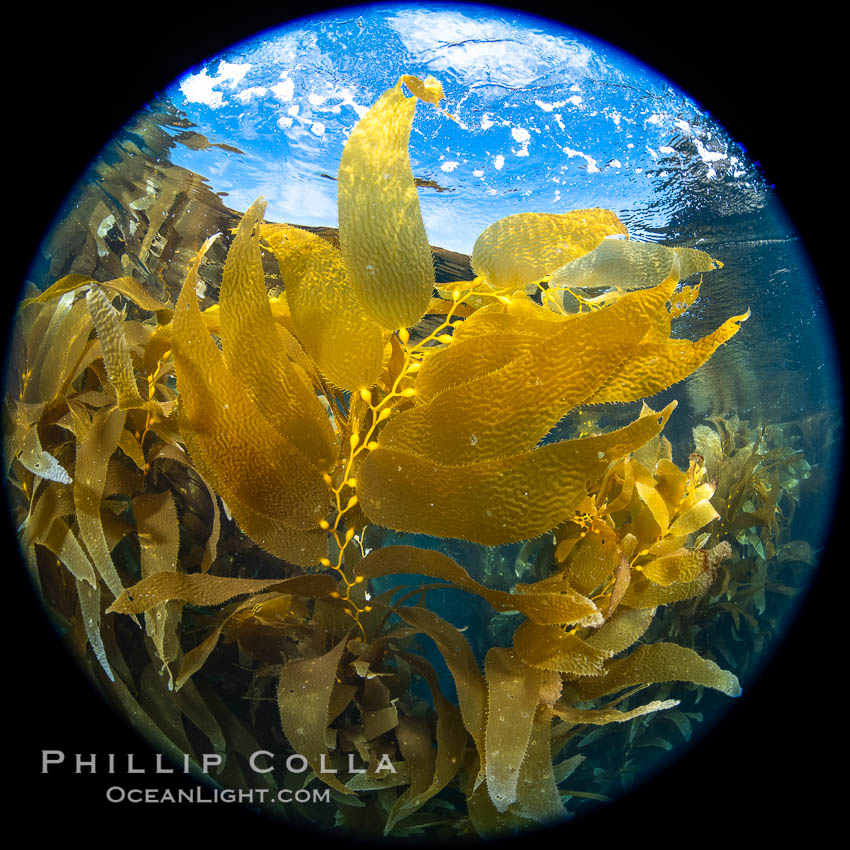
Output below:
[6,74,764,838]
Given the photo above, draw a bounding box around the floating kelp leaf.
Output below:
[668,498,719,537]
[277,634,354,795]
[551,698,680,725]
[549,239,720,291]
[561,533,620,597]
[654,458,688,511]
[18,424,71,483]
[513,621,611,675]
[635,479,670,537]
[641,549,710,586]
[73,404,127,598]
[387,716,436,831]
[221,487,329,566]
[692,424,724,480]
[20,273,93,306]
[584,606,655,655]
[30,293,93,405]
[172,239,329,538]
[117,425,146,471]
[568,642,741,699]
[467,779,524,837]
[391,604,487,760]
[22,272,168,313]
[413,331,540,403]
[175,591,298,691]
[146,442,223,572]
[622,569,716,608]
[472,210,628,291]
[107,571,336,614]
[40,516,98,588]
[338,75,444,329]
[385,652,467,833]
[76,577,113,681]
[669,282,702,318]
[607,553,632,615]
[513,705,564,824]
[218,202,337,470]
[359,546,599,626]
[134,491,181,679]
[359,403,676,545]
[379,276,677,466]
[449,299,569,345]
[484,647,542,813]
[262,222,386,392]
[86,284,169,413]
[588,310,750,404]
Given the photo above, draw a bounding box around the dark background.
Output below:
[8,1,841,842]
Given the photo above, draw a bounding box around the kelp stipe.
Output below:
[6,74,779,839]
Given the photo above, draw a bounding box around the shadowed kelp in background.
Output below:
[4,71,819,839]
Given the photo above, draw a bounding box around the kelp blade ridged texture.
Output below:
[549,238,721,291]
[338,75,445,330]
[171,236,329,565]
[375,275,679,466]
[358,403,676,544]
[261,222,386,392]
[6,67,765,840]
[218,200,338,471]
[471,209,628,290]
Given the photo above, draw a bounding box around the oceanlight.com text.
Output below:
[105,786,331,804]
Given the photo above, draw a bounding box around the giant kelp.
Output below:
[6,75,762,838]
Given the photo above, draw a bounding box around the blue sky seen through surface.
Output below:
[165,3,749,254]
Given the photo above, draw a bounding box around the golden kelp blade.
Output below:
[549,239,721,291]
[550,699,679,725]
[172,240,329,534]
[261,222,386,392]
[358,403,676,545]
[86,285,157,411]
[566,642,741,698]
[20,273,168,313]
[379,276,677,466]
[471,209,628,290]
[107,571,336,615]
[588,310,750,404]
[24,292,92,406]
[383,653,467,834]
[217,201,337,471]
[512,621,611,675]
[413,331,542,404]
[512,705,565,824]
[338,75,444,330]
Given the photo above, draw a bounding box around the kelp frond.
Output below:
[5,73,779,839]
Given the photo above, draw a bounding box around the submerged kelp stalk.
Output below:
[7,74,759,837]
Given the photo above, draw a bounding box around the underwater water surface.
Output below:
[7,1,843,843]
